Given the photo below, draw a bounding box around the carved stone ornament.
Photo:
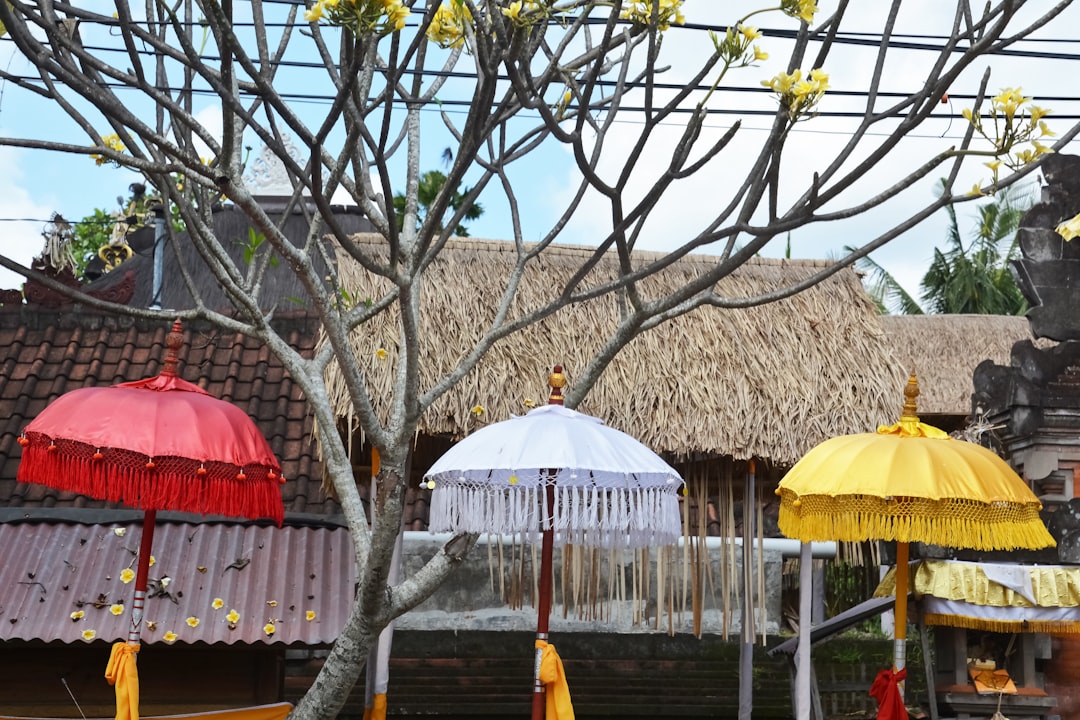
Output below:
[243,136,307,197]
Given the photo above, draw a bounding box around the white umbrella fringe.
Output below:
[427,478,682,549]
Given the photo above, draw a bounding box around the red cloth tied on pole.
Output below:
[868,667,907,720]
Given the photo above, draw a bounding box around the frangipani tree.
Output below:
[0,2,1077,719]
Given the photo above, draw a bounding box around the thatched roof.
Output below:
[325,236,908,465]
[880,314,1041,416]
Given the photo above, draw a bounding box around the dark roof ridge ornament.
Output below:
[160,319,184,377]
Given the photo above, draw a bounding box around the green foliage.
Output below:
[849,182,1033,315]
[69,208,115,278]
[825,560,882,620]
[393,169,484,237]
[920,183,1031,315]
[239,227,278,268]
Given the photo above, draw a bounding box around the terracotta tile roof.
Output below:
[0,308,341,519]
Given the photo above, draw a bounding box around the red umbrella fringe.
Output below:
[18,435,283,526]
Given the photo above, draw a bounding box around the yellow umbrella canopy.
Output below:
[776,373,1054,552]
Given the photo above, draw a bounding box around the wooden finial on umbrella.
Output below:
[900,371,920,423]
[161,319,184,377]
[548,365,566,406]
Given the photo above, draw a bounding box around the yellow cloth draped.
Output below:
[105,642,140,720]
[876,560,1080,608]
[535,640,574,720]
[877,418,951,439]
[363,693,387,720]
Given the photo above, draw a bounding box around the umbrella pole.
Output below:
[893,540,909,698]
[128,509,157,646]
[532,483,556,720]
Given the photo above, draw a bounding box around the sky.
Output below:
[0,1,1078,303]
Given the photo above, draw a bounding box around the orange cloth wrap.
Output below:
[105,642,141,720]
[535,640,574,720]
[363,693,387,720]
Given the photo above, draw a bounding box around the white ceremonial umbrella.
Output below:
[423,366,684,720]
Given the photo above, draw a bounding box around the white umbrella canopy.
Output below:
[424,398,684,549]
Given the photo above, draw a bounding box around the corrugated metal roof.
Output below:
[0,521,355,646]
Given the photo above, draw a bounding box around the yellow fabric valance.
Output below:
[876,560,1080,609]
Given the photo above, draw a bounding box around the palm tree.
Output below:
[393,169,484,237]
[848,182,1033,315]
[919,183,1031,314]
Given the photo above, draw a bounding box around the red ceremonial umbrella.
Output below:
[16,319,284,720]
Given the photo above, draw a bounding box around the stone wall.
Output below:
[396,534,784,636]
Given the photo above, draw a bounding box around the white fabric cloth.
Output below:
[982,562,1037,605]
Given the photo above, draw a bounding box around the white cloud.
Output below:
[0,145,55,290]
[534,0,1078,301]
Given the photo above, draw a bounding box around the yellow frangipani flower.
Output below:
[984,160,1002,172]
[799,0,819,23]
[306,0,410,34]
[82,629,97,641]
[502,1,523,20]
[227,609,241,623]
[186,616,200,628]
[103,134,125,153]
[113,528,127,537]
[1057,212,1080,242]
[619,0,685,31]
[212,598,225,610]
[110,604,124,616]
[376,347,388,360]
[149,555,155,567]
[471,404,485,417]
[969,182,986,197]
[163,630,178,643]
[1039,121,1055,138]
[70,610,85,621]
[763,66,828,120]
[762,69,801,95]
[753,46,769,62]
[119,568,135,584]
[809,68,830,86]
[306,610,317,621]
[739,24,761,42]
[264,623,277,636]
[1030,105,1050,123]
[782,0,817,24]
[384,1,409,31]
[426,1,473,49]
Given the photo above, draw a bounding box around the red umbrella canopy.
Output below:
[17,320,284,525]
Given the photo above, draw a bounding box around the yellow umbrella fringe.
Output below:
[924,613,1080,636]
[778,497,1054,551]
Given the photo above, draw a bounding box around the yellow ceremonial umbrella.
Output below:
[776,373,1055,714]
